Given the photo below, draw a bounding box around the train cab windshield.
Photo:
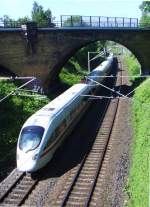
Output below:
[19,126,44,152]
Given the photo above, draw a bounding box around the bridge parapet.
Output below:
[0,15,150,29]
[60,15,138,28]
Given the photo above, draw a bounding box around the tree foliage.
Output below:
[139,1,150,14]
[139,1,150,26]
[31,1,53,26]
[63,16,87,27]
[17,16,30,24]
[73,41,106,70]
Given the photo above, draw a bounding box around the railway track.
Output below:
[52,62,122,207]
[0,169,38,206]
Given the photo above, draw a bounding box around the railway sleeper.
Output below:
[3,197,20,204]
[92,141,106,146]
[74,182,92,188]
[89,150,105,155]
[81,168,97,173]
[67,197,87,204]
[78,174,95,179]
[79,173,95,178]
[77,177,95,183]
[73,185,90,191]
[97,132,109,136]
[89,148,103,151]
[8,193,24,198]
[89,149,104,153]
[83,161,99,166]
[91,148,105,153]
[92,140,106,144]
[81,166,98,171]
[11,190,25,195]
[21,180,33,185]
[96,133,109,137]
[91,143,106,147]
[82,166,97,170]
[15,185,27,190]
[86,158,99,165]
[70,191,88,198]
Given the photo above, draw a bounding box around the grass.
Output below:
[124,54,141,81]
[123,55,149,207]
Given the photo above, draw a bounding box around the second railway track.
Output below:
[52,62,123,207]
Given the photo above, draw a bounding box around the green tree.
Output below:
[139,1,150,26]
[0,15,13,27]
[73,41,106,70]
[31,1,53,27]
[63,15,87,27]
[17,16,30,24]
[139,1,150,14]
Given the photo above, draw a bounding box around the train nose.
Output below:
[17,160,37,172]
[17,151,37,172]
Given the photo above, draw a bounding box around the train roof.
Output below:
[23,83,87,128]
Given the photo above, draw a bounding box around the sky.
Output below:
[0,0,143,21]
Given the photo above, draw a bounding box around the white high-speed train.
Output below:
[17,54,114,172]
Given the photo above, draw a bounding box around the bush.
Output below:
[59,59,88,86]
[0,80,49,157]
[124,54,140,81]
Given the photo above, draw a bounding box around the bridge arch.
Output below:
[0,28,149,90]
[0,64,16,77]
[44,29,148,88]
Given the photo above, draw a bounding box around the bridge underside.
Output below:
[0,28,150,89]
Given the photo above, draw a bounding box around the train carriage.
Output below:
[17,54,115,172]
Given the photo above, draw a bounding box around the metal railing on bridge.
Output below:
[0,15,150,29]
[60,15,139,28]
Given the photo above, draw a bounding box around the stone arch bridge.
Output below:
[0,20,150,89]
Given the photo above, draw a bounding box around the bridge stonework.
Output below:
[0,28,150,88]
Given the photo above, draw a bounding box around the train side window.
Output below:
[44,132,55,150]
[70,110,74,120]
[55,126,60,138]
[55,119,66,138]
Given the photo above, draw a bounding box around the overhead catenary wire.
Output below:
[0,77,36,103]
[80,94,115,99]
[125,77,150,97]
[85,76,150,112]
[86,75,150,78]
[89,51,106,62]
[0,76,36,80]
[86,77,127,98]
[86,75,150,99]
[12,94,47,99]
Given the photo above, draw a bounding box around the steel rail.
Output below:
[0,170,38,206]
[85,59,123,207]
[0,170,25,203]
[84,97,120,207]
[17,178,38,206]
[60,98,111,207]
[60,70,118,207]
